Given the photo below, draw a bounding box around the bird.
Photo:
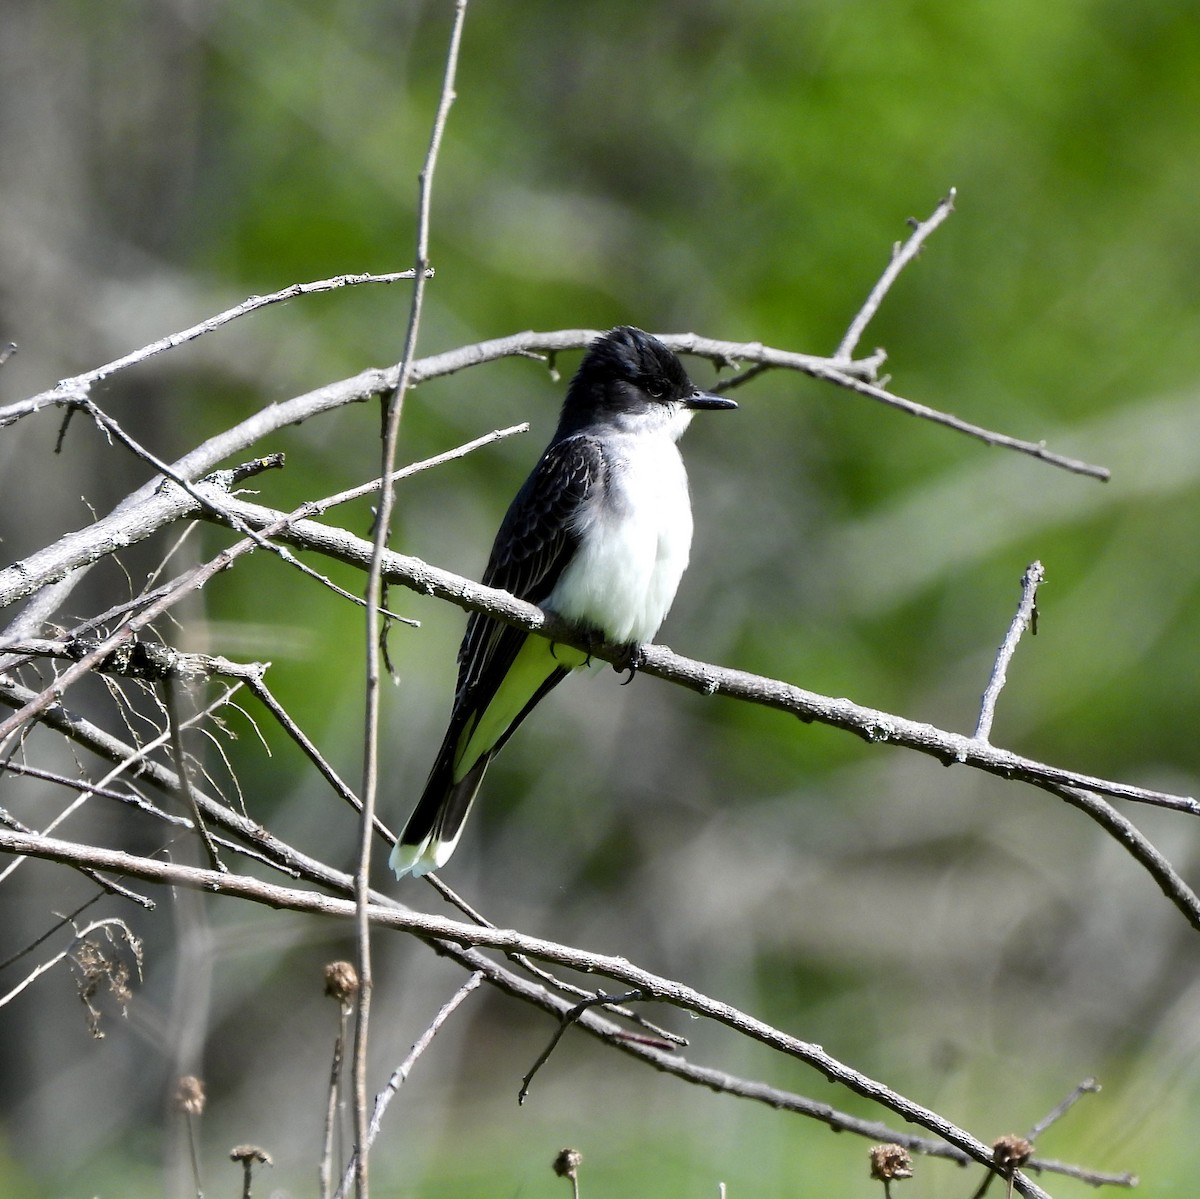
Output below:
[390,326,736,878]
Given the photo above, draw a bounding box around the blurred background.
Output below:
[3,1,1200,1195]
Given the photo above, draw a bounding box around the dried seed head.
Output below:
[993,1134,1033,1169]
[324,960,359,1004]
[229,1144,273,1167]
[553,1147,583,1180]
[868,1143,913,1182]
[173,1075,206,1117]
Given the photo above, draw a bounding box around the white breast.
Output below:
[547,429,693,645]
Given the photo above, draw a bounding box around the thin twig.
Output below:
[334,971,484,1199]
[185,1112,204,1199]
[241,674,391,840]
[320,998,353,1199]
[426,873,687,1046]
[0,758,297,877]
[519,991,647,1103]
[164,679,225,873]
[0,555,250,753]
[0,916,140,1011]
[836,189,957,361]
[1026,1078,1101,1142]
[306,422,528,514]
[0,271,424,428]
[352,7,469,1196]
[77,397,419,627]
[657,334,1110,480]
[975,561,1045,742]
[0,684,244,882]
[0,807,153,909]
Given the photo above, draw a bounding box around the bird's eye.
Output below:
[644,378,668,399]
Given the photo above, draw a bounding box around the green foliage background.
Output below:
[2,2,1200,1195]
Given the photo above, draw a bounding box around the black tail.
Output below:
[389,715,482,878]
[390,664,572,877]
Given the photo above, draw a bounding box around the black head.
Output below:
[556,326,736,437]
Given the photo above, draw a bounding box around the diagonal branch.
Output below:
[836,188,958,360]
[0,270,425,429]
[0,827,1059,1198]
[0,704,1135,1191]
[976,561,1044,741]
[194,496,1195,820]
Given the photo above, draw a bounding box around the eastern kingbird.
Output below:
[390,326,736,878]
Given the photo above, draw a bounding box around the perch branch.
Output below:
[191,496,1195,820]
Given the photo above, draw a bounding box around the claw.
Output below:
[614,642,645,684]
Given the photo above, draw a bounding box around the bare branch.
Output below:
[0,637,267,684]
[836,189,957,360]
[194,496,1196,820]
[352,6,470,1194]
[976,561,1044,741]
[334,972,484,1199]
[1026,1078,1101,1142]
[519,989,648,1103]
[0,826,1060,1196]
[0,270,425,429]
[426,873,686,1047]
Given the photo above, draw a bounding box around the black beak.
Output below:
[685,389,737,411]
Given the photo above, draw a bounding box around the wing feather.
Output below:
[454,435,604,703]
[392,435,605,874]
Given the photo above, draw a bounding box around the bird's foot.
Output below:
[613,641,646,685]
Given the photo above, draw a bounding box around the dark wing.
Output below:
[454,434,605,704]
